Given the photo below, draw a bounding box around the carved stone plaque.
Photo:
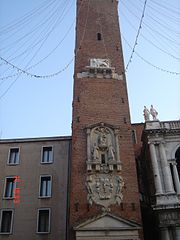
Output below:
[86,123,122,172]
[90,58,110,68]
[86,174,124,209]
[86,123,124,210]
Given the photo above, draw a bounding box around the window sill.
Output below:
[38,196,52,199]
[0,232,12,235]
[3,197,14,200]
[7,163,20,166]
[40,162,53,164]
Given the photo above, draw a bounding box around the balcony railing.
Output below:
[145,120,180,130]
[160,121,180,130]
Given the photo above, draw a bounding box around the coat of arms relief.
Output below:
[86,123,124,210]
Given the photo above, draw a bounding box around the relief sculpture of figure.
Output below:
[143,106,150,121]
[108,145,115,162]
[150,105,158,120]
[115,176,124,205]
[98,133,107,147]
[92,143,99,162]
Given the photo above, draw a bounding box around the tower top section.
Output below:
[75,0,125,76]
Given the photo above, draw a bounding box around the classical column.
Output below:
[160,228,170,240]
[175,227,180,240]
[149,142,163,195]
[159,142,174,193]
[172,162,180,194]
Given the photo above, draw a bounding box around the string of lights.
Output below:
[0,1,179,90]
[0,0,57,35]
[127,0,180,36]
[150,0,180,16]
[0,0,74,70]
[121,1,180,47]
[0,1,75,80]
[122,35,180,75]
[0,20,75,81]
[125,0,148,72]
[119,11,180,61]
[0,0,89,100]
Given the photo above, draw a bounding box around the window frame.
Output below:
[36,208,51,234]
[97,32,102,41]
[7,147,20,165]
[3,177,16,199]
[41,146,53,164]
[132,129,137,144]
[0,209,14,235]
[39,175,52,198]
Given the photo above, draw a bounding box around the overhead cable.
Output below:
[122,36,180,75]
[125,0,148,72]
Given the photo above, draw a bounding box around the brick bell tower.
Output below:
[70,0,143,239]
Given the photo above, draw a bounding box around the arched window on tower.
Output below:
[97,33,102,41]
[175,147,180,179]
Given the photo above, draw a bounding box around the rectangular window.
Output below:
[4,178,16,198]
[41,146,53,163]
[0,210,13,234]
[37,209,50,233]
[132,130,137,144]
[39,176,52,197]
[8,148,20,165]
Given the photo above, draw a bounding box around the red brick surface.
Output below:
[70,0,143,238]
[132,123,145,157]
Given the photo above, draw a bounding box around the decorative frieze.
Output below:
[159,211,180,226]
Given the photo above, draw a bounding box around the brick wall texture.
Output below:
[70,0,143,238]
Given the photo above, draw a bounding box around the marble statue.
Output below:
[108,145,115,162]
[150,105,158,120]
[92,144,100,162]
[143,106,150,121]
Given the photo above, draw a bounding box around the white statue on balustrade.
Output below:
[143,105,158,121]
[143,106,150,121]
[150,105,158,120]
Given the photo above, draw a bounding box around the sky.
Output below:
[0,0,180,139]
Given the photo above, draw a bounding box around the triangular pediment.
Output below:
[74,213,141,231]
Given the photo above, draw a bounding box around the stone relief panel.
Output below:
[90,58,110,68]
[86,123,124,210]
[86,123,121,172]
[86,174,124,209]
[159,211,180,226]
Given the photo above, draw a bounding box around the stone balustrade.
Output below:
[145,120,180,130]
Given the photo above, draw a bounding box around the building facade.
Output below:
[0,137,71,239]
[0,0,180,239]
[133,120,180,240]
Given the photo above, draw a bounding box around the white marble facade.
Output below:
[145,121,180,240]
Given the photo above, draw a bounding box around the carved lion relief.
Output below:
[90,58,110,68]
